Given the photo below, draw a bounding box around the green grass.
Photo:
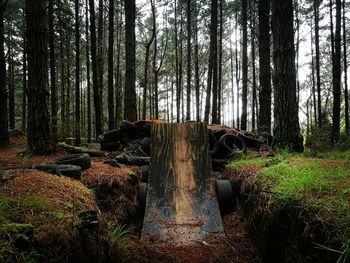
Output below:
[227,157,267,172]
[228,150,350,261]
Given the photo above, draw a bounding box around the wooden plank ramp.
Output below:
[141,122,224,245]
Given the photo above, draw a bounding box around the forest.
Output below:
[0,0,349,262]
[0,0,347,152]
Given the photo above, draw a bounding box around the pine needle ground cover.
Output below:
[226,150,350,263]
[0,170,111,262]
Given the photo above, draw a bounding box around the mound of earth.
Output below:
[82,161,140,223]
[0,170,114,262]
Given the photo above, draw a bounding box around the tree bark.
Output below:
[332,0,341,142]
[66,33,71,137]
[0,0,7,146]
[26,0,52,154]
[8,27,15,130]
[313,0,322,128]
[124,0,138,121]
[97,0,104,120]
[22,20,27,133]
[230,24,235,128]
[49,0,57,140]
[89,0,103,138]
[194,0,200,122]
[271,0,303,152]
[108,0,115,130]
[217,0,223,124]
[152,1,158,119]
[330,0,335,67]
[186,0,191,121]
[75,0,81,145]
[241,0,248,130]
[211,0,218,124]
[115,3,122,126]
[250,1,257,131]
[175,0,180,123]
[296,0,300,104]
[258,0,271,133]
[142,0,155,120]
[235,11,240,129]
[311,25,317,126]
[86,0,91,142]
[179,9,184,121]
[343,0,349,133]
[58,12,66,138]
[204,0,217,124]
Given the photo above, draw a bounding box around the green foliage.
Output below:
[305,126,333,155]
[108,223,130,249]
[335,133,350,151]
[309,149,350,160]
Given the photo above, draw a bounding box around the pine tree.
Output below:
[26,0,52,154]
[271,0,303,152]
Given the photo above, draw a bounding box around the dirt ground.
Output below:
[0,133,262,262]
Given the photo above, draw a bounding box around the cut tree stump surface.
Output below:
[142,122,225,245]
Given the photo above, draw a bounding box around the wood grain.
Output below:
[142,122,224,245]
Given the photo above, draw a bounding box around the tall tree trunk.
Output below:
[235,11,240,129]
[8,28,15,130]
[314,0,322,127]
[179,9,184,121]
[75,0,81,145]
[296,0,300,104]
[124,0,137,121]
[97,0,104,120]
[66,33,71,137]
[186,0,191,121]
[217,0,223,124]
[108,0,115,129]
[311,25,317,126]
[22,22,27,133]
[115,4,122,126]
[343,0,349,133]
[152,1,158,119]
[26,0,52,154]
[0,0,7,146]
[59,14,66,138]
[250,1,257,131]
[89,0,103,138]
[86,0,91,142]
[142,0,155,120]
[175,0,180,122]
[332,0,341,142]
[258,0,271,133]
[49,0,57,140]
[211,0,218,124]
[271,0,303,152]
[194,0,200,122]
[241,0,248,130]
[330,0,335,67]
[230,25,235,128]
[204,0,217,123]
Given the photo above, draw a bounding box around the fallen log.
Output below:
[58,142,105,157]
[115,153,150,166]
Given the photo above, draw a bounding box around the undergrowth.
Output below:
[228,150,350,262]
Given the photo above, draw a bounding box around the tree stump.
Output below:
[142,122,224,245]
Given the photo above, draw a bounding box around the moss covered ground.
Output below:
[227,150,350,262]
